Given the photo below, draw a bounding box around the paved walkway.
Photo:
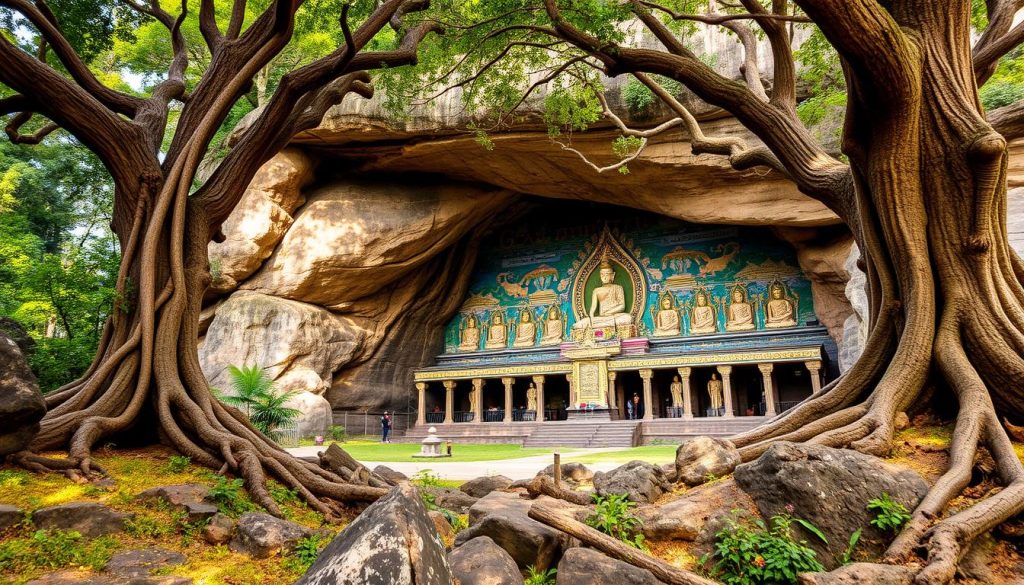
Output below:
[285,446,626,480]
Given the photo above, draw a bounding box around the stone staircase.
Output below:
[522,420,641,448]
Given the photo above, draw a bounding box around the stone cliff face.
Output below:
[199,58,1024,431]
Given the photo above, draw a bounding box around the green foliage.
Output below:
[207,476,259,517]
[796,90,848,128]
[0,469,30,489]
[586,493,646,551]
[0,529,117,574]
[525,565,558,585]
[165,455,191,473]
[270,485,301,507]
[543,82,602,136]
[219,364,301,440]
[837,528,862,566]
[702,511,825,585]
[125,513,176,539]
[411,469,444,489]
[622,75,682,117]
[283,533,330,573]
[867,493,911,533]
[328,425,347,442]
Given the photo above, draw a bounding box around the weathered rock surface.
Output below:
[208,148,315,295]
[839,242,868,372]
[538,462,594,484]
[735,442,929,568]
[425,487,478,515]
[674,436,741,486]
[105,548,187,581]
[296,484,452,585]
[428,510,455,545]
[27,572,191,585]
[33,502,130,537]
[447,536,524,585]
[202,513,235,545]
[555,547,660,585]
[0,504,24,531]
[459,475,513,498]
[637,478,755,541]
[373,465,408,484]
[229,512,312,559]
[0,330,46,457]
[137,484,218,522]
[797,563,916,585]
[593,460,672,503]
[457,492,572,571]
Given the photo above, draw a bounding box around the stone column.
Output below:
[758,363,776,417]
[567,373,575,407]
[607,371,617,411]
[717,365,734,418]
[678,367,693,419]
[639,369,654,420]
[416,382,427,426]
[532,375,546,422]
[443,380,456,425]
[472,378,484,424]
[502,377,514,423]
[805,360,823,393]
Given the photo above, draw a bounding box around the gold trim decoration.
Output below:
[573,359,608,406]
[414,362,571,382]
[610,347,822,370]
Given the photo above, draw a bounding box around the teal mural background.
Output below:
[445,201,817,352]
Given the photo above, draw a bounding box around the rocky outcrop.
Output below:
[459,475,513,498]
[537,462,594,484]
[33,502,131,537]
[839,243,869,372]
[555,547,660,585]
[674,436,741,486]
[637,478,756,542]
[448,536,524,585]
[593,460,672,504]
[734,442,929,568]
[0,329,46,457]
[798,563,916,585]
[457,492,572,572]
[0,504,24,532]
[229,512,313,559]
[296,484,452,585]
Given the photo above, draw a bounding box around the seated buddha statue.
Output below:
[765,282,797,328]
[513,309,537,348]
[458,315,481,351]
[484,312,508,349]
[725,286,756,331]
[689,290,717,335]
[540,306,564,346]
[653,294,681,337]
[572,259,634,330]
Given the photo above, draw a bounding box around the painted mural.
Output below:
[445,202,816,353]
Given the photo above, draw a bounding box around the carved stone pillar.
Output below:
[639,369,654,420]
[502,377,514,423]
[443,380,456,425]
[607,371,617,411]
[472,378,484,424]
[805,360,823,393]
[567,373,576,407]
[758,363,776,417]
[678,367,693,419]
[416,382,427,426]
[532,375,546,422]
[717,365,734,418]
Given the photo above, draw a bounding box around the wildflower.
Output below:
[785,503,795,514]
[753,555,766,568]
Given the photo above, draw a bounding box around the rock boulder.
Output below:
[0,504,24,532]
[734,442,929,568]
[637,478,756,542]
[448,536,523,585]
[459,475,513,498]
[33,502,130,537]
[593,460,672,504]
[0,330,46,457]
[296,484,452,585]
[674,437,741,486]
[797,563,916,585]
[555,547,659,585]
[457,492,572,572]
[538,462,594,484]
[229,512,312,559]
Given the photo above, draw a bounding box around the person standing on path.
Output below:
[381,411,392,443]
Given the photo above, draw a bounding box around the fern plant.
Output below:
[586,493,647,551]
[867,492,911,532]
[218,364,301,440]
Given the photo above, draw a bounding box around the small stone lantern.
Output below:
[412,427,450,458]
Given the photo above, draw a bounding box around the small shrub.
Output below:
[125,514,176,539]
[586,493,646,551]
[838,528,862,566]
[525,565,557,585]
[0,530,116,574]
[208,476,259,517]
[270,485,301,506]
[328,425,346,442]
[449,514,469,533]
[219,364,301,440]
[165,455,191,473]
[411,469,443,489]
[283,533,329,573]
[702,510,824,585]
[867,492,911,532]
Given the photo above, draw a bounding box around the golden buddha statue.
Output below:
[526,382,538,411]
[572,258,634,330]
[670,375,683,408]
[458,314,481,351]
[540,306,564,346]
[653,293,681,337]
[689,290,717,334]
[484,312,508,349]
[725,285,756,331]
[513,309,537,348]
[707,373,724,413]
[765,282,797,328]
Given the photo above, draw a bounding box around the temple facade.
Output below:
[410,202,837,443]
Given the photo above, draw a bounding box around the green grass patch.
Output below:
[566,445,677,465]
[320,440,569,463]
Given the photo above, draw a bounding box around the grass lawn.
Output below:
[322,440,569,463]
[565,445,678,465]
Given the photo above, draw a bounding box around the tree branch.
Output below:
[199,0,223,51]
[4,111,59,144]
[639,1,811,23]
[226,0,247,39]
[990,100,1024,140]
[973,0,1024,85]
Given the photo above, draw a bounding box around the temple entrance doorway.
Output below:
[544,376,570,421]
[652,369,676,418]
[775,363,814,413]
[731,365,762,416]
[482,379,505,422]
[424,383,445,424]
[615,370,644,419]
[453,381,473,423]
[511,377,535,421]
[691,367,720,417]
